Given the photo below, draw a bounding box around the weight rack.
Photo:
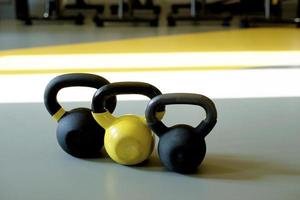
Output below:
[65,0,104,14]
[110,0,160,15]
[17,0,84,25]
[17,0,104,25]
[93,0,160,27]
[240,0,300,28]
[167,0,232,27]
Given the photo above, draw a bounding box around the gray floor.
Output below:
[0,19,237,51]
[0,98,299,200]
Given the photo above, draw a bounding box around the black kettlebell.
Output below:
[145,93,217,174]
[44,73,116,158]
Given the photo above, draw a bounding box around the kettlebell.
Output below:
[44,73,116,158]
[145,93,217,174]
[91,82,165,165]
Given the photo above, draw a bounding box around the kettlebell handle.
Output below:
[145,93,217,137]
[92,82,165,113]
[44,73,117,120]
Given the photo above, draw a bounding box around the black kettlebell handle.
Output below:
[44,73,117,118]
[92,82,165,113]
[146,93,217,138]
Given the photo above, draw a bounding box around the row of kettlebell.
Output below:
[44,73,218,174]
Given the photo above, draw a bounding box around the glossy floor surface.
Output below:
[0,19,232,51]
[0,99,299,200]
[0,28,300,74]
[0,27,300,101]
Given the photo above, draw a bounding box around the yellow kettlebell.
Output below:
[91,82,165,165]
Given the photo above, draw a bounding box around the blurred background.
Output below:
[0,0,300,102]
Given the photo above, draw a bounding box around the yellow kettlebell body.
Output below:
[105,115,154,165]
[91,82,165,165]
[93,111,165,165]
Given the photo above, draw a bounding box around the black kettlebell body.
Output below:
[56,108,106,158]
[158,124,206,174]
[146,93,217,174]
[44,73,116,158]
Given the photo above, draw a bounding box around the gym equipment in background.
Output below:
[170,0,239,15]
[167,0,233,27]
[110,0,160,15]
[15,0,102,25]
[15,0,84,25]
[240,0,300,27]
[93,0,160,27]
[92,82,165,165]
[15,0,31,23]
[44,73,117,158]
[65,0,104,14]
[146,93,217,174]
